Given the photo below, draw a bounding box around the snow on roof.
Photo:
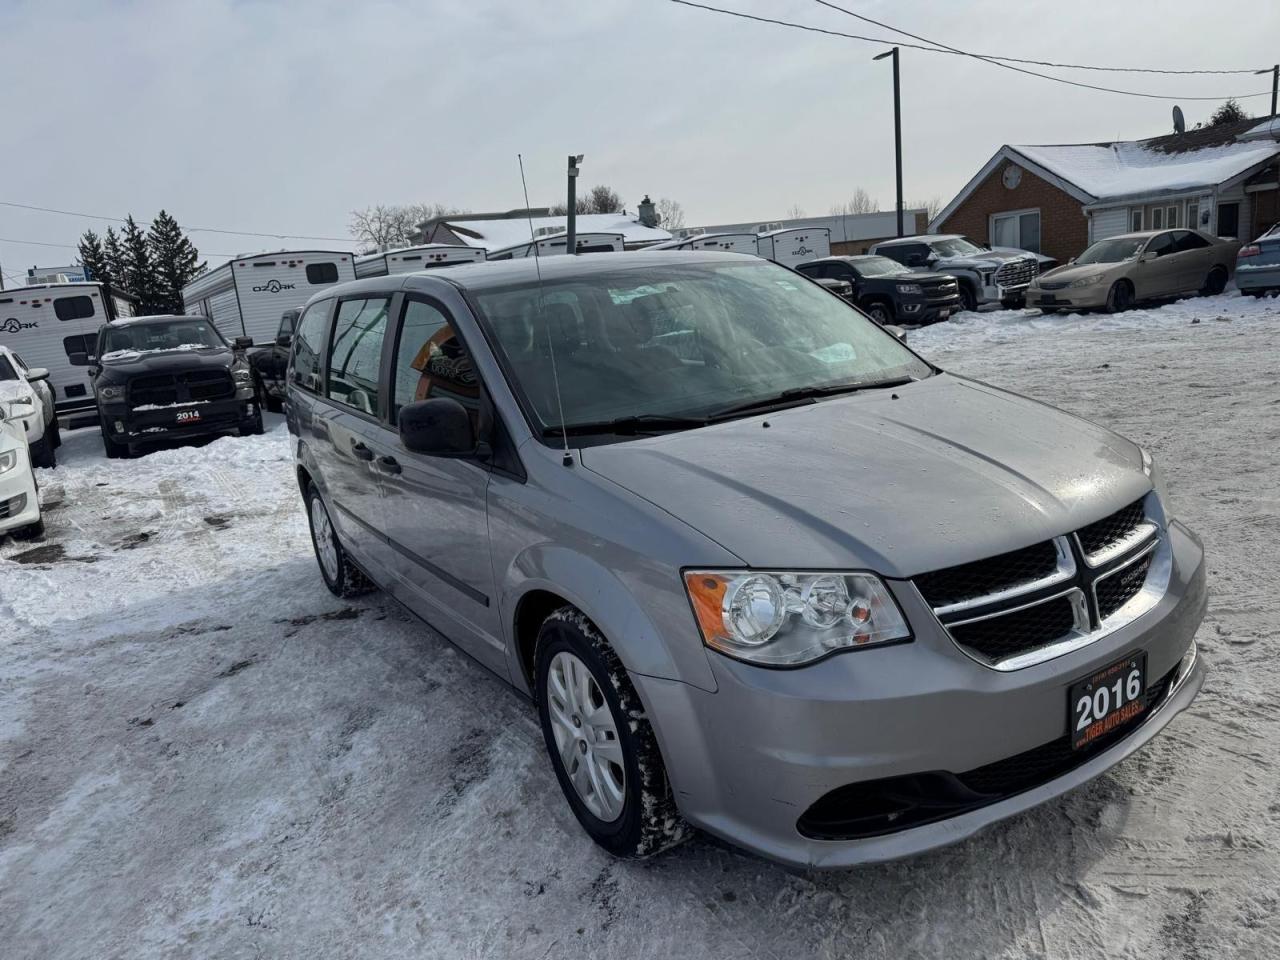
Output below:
[440,213,670,251]
[1014,138,1280,202]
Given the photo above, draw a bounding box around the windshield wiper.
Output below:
[709,376,919,420]
[542,413,711,438]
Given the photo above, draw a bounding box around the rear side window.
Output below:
[306,262,339,285]
[54,295,95,321]
[1175,231,1210,252]
[63,334,95,358]
[879,243,926,266]
[327,298,391,414]
[290,301,331,393]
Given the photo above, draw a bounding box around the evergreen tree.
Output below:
[121,215,160,313]
[147,210,206,314]
[103,227,126,292]
[77,229,112,287]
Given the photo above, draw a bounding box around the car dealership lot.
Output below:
[2,293,1279,960]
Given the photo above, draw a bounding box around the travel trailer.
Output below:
[354,244,485,278]
[756,227,831,268]
[486,232,625,260]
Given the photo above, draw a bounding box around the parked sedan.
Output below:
[1028,229,1239,313]
[288,251,1205,870]
[0,406,43,540]
[1236,224,1280,297]
[797,255,960,324]
[0,344,60,468]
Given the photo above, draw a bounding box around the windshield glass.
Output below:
[0,355,17,380]
[1076,238,1145,265]
[472,260,931,438]
[850,257,912,278]
[102,319,225,356]
[930,237,985,257]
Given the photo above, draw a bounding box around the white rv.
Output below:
[680,232,760,255]
[486,232,625,260]
[181,250,355,345]
[0,282,136,414]
[354,244,485,278]
[756,227,831,268]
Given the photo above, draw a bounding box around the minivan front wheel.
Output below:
[304,482,374,597]
[535,607,688,859]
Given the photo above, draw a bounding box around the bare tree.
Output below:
[829,188,880,216]
[349,202,468,251]
[787,204,807,220]
[908,195,944,223]
[656,197,686,231]
[549,184,624,217]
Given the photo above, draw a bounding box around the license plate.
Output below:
[1038,295,1061,305]
[1069,651,1146,750]
[175,409,202,424]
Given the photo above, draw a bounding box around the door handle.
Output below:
[351,440,374,461]
[377,455,401,475]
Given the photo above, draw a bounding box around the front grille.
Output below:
[914,540,1059,609]
[0,493,25,519]
[184,371,235,401]
[1039,280,1069,291]
[129,374,179,407]
[996,258,1037,289]
[128,370,234,407]
[1096,550,1154,621]
[1078,499,1147,560]
[797,660,1184,840]
[949,594,1078,660]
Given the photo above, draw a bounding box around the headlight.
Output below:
[895,283,923,295]
[1070,273,1106,288]
[232,367,253,384]
[683,570,911,666]
[97,384,124,402]
[0,450,17,474]
[1141,447,1172,521]
[8,396,33,407]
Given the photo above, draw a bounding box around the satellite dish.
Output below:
[1173,105,1186,135]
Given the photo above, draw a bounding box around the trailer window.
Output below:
[306,262,339,285]
[54,295,95,321]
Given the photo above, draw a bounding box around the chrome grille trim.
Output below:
[1077,520,1158,568]
[931,536,1075,617]
[995,258,1037,289]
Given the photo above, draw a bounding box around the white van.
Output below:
[354,244,485,278]
[487,232,625,260]
[756,227,831,268]
[0,282,136,415]
[181,250,356,346]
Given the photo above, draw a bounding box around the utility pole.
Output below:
[566,154,583,254]
[874,47,904,237]
[1257,65,1279,119]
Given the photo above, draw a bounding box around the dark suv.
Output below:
[70,315,263,458]
[797,255,960,325]
[248,309,298,412]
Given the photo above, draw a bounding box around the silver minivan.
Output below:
[287,251,1206,869]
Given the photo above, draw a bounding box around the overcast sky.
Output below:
[1,0,1278,279]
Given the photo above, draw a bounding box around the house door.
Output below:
[1218,202,1240,239]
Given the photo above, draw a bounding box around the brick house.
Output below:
[933,118,1280,262]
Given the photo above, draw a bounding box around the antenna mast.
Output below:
[518,153,573,467]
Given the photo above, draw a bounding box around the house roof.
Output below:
[435,213,670,251]
[933,120,1280,229]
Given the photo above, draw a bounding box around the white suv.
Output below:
[0,344,60,468]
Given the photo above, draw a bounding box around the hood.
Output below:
[98,346,234,379]
[933,250,1030,270]
[581,374,1149,577]
[1036,260,1130,284]
[895,271,953,283]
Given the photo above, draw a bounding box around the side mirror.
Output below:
[68,352,90,367]
[925,253,939,265]
[25,367,49,382]
[233,336,254,350]
[1067,257,1076,265]
[884,325,907,342]
[399,398,477,457]
[275,333,293,348]
[1139,252,1156,263]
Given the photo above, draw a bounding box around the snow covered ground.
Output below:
[2,292,1279,959]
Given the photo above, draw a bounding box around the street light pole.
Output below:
[875,47,904,237]
[566,154,583,254]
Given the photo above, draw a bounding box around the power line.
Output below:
[0,199,353,243]
[667,0,1273,100]
[0,235,240,258]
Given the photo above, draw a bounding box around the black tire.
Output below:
[241,396,265,436]
[49,418,62,450]
[303,481,375,597]
[1040,307,1060,314]
[1105,279,1134,313]
[100,421,128,460]
[957,284,978,312]
[30,435,55,469]
[256,377,284,413]
[13,518,45,541]
[1001,296,1025,310]
[534,606,689,860]
[1200,267,1228,297]
[865,301,893,325]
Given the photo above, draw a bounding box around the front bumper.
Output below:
[899,295,961,323]
[0,447,40,533]
[101,396,254,444]
[635,519,1207,869]
[1028,284,1112,310]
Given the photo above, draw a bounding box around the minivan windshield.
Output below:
[471,260,932,439]
[101,319,225,356]
[1075,237,1146,265]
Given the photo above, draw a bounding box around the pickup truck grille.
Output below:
[921,279,959,302]
[913,497,1160,668]
[996,259,1036,290]
[129,370,235,408]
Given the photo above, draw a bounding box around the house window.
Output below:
[990,209,1041,252]
[1130,209,1143,231]
[1165,205,1178,229]
[1151,207,1164,229]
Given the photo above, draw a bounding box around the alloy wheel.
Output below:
[310,496,340,581]
[545,650,626,822]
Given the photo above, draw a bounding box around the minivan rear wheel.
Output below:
[304,482,374,597]
[534,607,688,859]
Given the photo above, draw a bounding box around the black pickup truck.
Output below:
[246,308,297,412]
[796,255,961,325]
[70,315,263,458]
